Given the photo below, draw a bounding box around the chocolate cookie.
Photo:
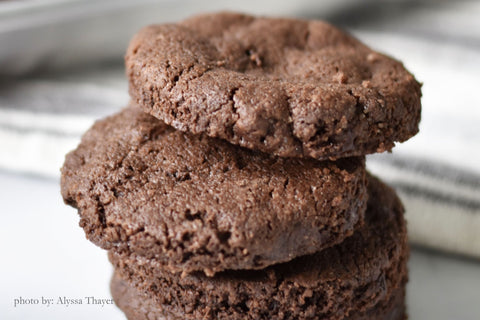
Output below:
[109,174,409,320]
[61,106,367,276]
[110,273,406,320]
[126,12,421,160]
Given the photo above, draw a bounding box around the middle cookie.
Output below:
[61,105,367,276]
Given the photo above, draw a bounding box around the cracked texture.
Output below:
[109,174,408,320]
[110,278,406,320]
[61,106,367,276]
[126,12,422,160]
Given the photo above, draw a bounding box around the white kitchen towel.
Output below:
[358,28,480,259]
[0,1,479,258]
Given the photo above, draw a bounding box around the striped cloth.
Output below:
[1,0,479,258]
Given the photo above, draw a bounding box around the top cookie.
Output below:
[126,12,421,160]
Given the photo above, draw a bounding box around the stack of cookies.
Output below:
[61,12,421,320]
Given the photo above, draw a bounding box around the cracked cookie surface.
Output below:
[109,174,408,320]
[61,106,367,276]
[127,12,421,160]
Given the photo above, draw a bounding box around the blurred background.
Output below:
[1,0,479,319]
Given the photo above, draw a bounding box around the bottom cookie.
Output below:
[110,175,408,320]
[110,272,406,320]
